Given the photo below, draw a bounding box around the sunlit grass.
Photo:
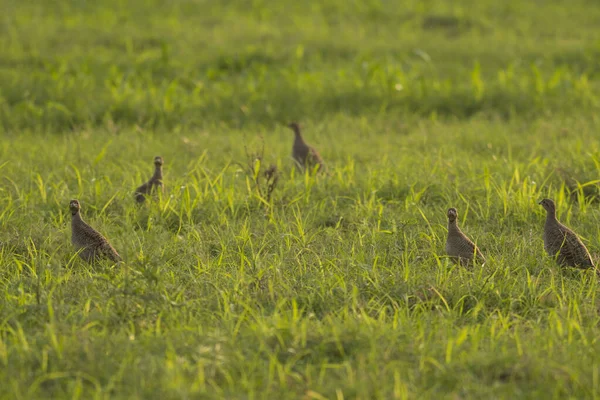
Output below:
[2,117,600,398]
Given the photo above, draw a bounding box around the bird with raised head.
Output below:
[287,122,324,172]
[445,207,485,266]
[538,198,594,269]
[69,199,121,263]
[134,156,164,203]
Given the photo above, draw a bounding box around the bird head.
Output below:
[287,122,301,134]
[447,207,458,222]
[69,199,81,215]
[154,156,164,166]
[538,198,556,214]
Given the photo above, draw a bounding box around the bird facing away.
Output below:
[287,122,324,172]
[134,156,164,203]
[539,198,594,269]
[70,199,121,264]
[445,207,485,266]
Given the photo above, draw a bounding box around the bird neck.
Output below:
[294,131,306,146]
[545,210,557,224]
[152,165,163,181]
[71,210,83,225]
[447,220,460,235]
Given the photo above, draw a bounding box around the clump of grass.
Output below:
[236,137,280,207]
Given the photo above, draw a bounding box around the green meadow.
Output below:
[2,0,600,398]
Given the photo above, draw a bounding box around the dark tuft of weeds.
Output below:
[236,137,280,207]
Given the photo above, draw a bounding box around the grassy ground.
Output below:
[2,0,600,398]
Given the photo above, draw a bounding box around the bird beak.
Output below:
[537,200,543,205]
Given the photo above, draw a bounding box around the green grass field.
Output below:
[2,0,600,398]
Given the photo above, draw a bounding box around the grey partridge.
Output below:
[445,207,485,266]
[134,156,164,203]
[287,123,324,172]
[539,198,594,269]
[70,199,121,263]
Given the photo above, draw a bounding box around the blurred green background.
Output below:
[1,0,599,133]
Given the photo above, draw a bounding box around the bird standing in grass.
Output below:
[287,122,324,172]
[445,207,485,266]
[69,199,121,263]
[538,198,594,269]
[134,156,164,203]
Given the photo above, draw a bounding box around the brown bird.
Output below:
[445,207,485,266]
[287,123,324,172]
[539,198,594,269]
[134,156,164,203]
[70,199,121,263]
